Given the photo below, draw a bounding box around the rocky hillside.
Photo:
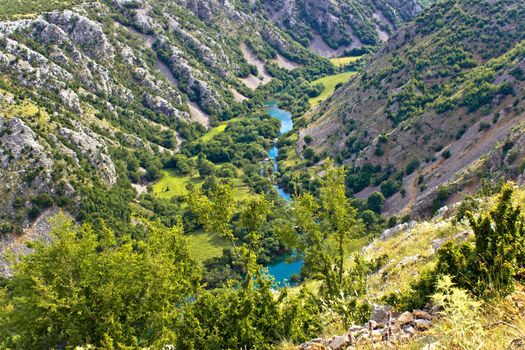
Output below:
[259,0,424,56]
[299,0,525,216]
[0,0,429,233]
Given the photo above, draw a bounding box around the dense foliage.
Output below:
[436,184,525,298]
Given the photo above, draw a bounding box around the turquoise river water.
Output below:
[265,105,304,286]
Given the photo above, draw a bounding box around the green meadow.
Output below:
[330,56,362,67]
[309,71,357,106]
[186,230,230,263]
[0,0,80,19]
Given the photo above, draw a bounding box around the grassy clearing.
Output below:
[153,169,252,200]
[199,123,228,142]
[330,56,363,67]
[152,170,202,199]
[309,71,357,106]
[0,0,80,19]
[186,230,230,264]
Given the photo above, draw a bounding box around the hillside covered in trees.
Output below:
[1,0,525,349]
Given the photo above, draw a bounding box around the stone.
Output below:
[370,329,383,342]
[413,310,432,320]
[403,326,417,335]
[396,254,421,268]
[370,304,394,324]
[299,341,328,350]
[380,221,416,240]
[329,334,350,349]
[421,342,439,350]
[396,311,414,325]
[59,88,83,114]
[431,237,449,251]
[414,319,432,331]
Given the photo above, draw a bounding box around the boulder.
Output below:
[370,304,394,324]
[328,334,350,349]
[403,325,417,335]
[396,311,414,325]
[413,310,432,320]
[414,319,432,331]
[380,221,416,240]
[59,89,83,114]
[298,342,328,350]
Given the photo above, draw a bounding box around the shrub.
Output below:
[435,184,525,298]
[387,216,397,228]
[367,192,385,214]
[303,147,315,161]
[478,122,491,132]
[32,193,53,208]
[198,158,215,178]
[380,179,400,198]
[431,275,485,350]
[304,135,313,145]
[405,159,420,175]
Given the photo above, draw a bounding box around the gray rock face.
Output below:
[157,38,222,114]
[380,221,417,240]
[143,93,188,120]
[0,117,59,224]
[45,11,114,60]
[59,89,83,114]
[59,123,117,186]
[0,117,53,171]
[0,208,63,277]
[371,304,395,324]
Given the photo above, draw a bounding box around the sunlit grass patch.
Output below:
[330,56,363,67]
[309,71,357,106]
[186,229,230,263]
[0,0,81,19]
[152,170,201,199]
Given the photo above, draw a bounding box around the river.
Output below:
[265,104,304,286]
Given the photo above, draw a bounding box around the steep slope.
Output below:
[261,0,424,57]
[0,0,433,233]
[299,0,525,216]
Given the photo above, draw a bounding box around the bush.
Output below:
[303,147,315,161]
[32,193,53,208]
[478,122,491,132]
[304,135,313,145]
[367,192,385,214]
[435,184,525,298]
[380,179,400,198]
[387,216,397,228]
[405,159,420,175]
[198,158,215,178]
[431,275,485,349]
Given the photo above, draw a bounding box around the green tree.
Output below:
[285,161,363,297]
[367,192,385,214]
[197,157,215,177]
[0,214,200,348]
[436,183,525,298]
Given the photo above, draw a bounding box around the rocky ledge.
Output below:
[299,304,438,350]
